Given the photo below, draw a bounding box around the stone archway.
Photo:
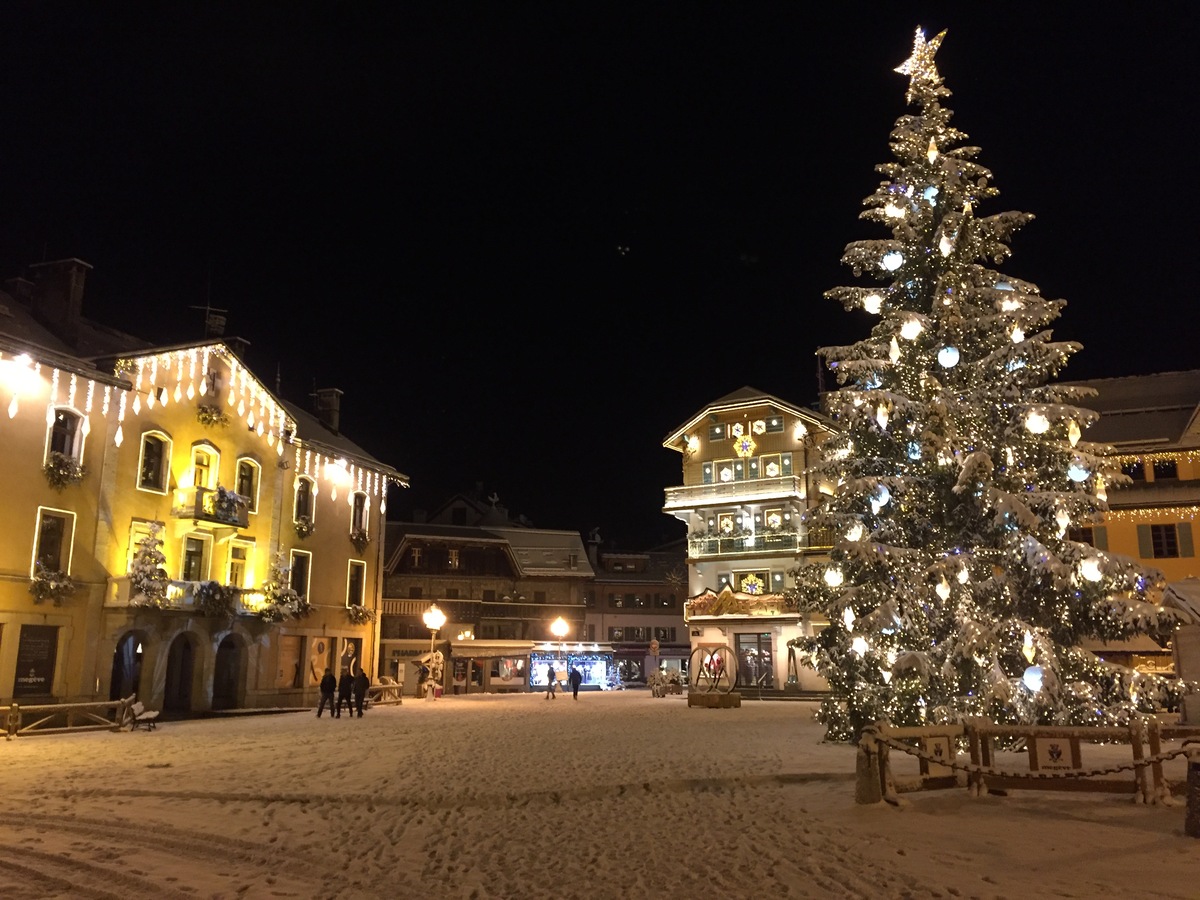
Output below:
[212,634,244,710]
[163,633,196,713]
[109,632,145,702]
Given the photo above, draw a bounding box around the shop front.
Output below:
[447,638,535,694]
[530,642,614,692]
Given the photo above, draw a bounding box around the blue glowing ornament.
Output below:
[1067,461,1090,482]
[995,282,1013,291]
[907,442,921,460]
[1022,666,1044,692]
[937,346,960,368]
[922,186,938,204]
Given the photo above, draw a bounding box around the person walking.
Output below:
[317,667,337,717]
[353,668,370,718]
[545,663,557,700]
[336,668,354,718]
[568,666,582,700]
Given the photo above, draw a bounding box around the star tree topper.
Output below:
[894,26,946,104]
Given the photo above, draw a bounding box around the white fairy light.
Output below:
[900,318,923,340]
[863,293,883,314]
[1025,411,1049,434]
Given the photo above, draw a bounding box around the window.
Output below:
[236,459,260,513]
[765,416,785,434]
[482,589,496,602]
[1153,459,1179,481]
[608,627,624,641]
[181,535,209,582]
[583,590,595,608]
[448,548,460,570]
[1122,459,1145,481]
[138,432,170,492]
[408,586,423,599]
[48,408,82,459]
[708,423,727,440]
[228,542,251,589]
[655,593,677,608]
[34,508,75,574]
[351,491,368,532]
[1068,526,1094,546]
[654,627,676,642]
[608,593,621,608]
[410,547,422,567]
[347,560,366,607]
[192,446,217,490]
[289,550,312,598]
[1151,524,1180,559]
[585,624,595,641]
[294,476,314,521]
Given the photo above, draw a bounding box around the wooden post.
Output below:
[855,727,884,804]
[1185,741,1200,838]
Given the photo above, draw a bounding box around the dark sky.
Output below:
[1,5,1194,550]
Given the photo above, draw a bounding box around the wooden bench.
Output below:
[126,701,161,731]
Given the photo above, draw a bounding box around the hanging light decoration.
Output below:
[937,346,960,368]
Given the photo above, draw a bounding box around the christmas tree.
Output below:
[129,520,169,607]
[787,27,1182,742]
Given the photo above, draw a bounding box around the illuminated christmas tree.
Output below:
[788,27,1182,742]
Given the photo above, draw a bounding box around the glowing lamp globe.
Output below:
[881,251,904,271]
[824,567,844,588]
[862,292,883,314]
[1022,665,1044,692]
[1067,461,1090,482]
[851,636,870,656]
[1079,557,1103,582]
[899,318,923,340]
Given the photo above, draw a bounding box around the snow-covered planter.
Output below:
[43,451,86,490]
[347,604,377,625]
[30,562,77,606]
[195,581,235,618]
[259,553,314,622]
[294,515,315,539]
[212,486,247,524]
[349,527,369,553]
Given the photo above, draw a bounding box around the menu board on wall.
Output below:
[13,624,58,698]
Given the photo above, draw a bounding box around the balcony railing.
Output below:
[106,575,265,614]
[686,527,834,559]
[171,486,249,529]
[663,475,806,511]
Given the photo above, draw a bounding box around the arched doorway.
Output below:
[109,632,144,702]
[163,634,196,713]
[212,635,242,710]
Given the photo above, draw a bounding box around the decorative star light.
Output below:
[895,27,947,104]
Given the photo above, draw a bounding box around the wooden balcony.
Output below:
[663,475,806,511]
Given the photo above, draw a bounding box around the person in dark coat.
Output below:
[568,666,582,700]
[336,669,354,718]
[545,663,557,700]
[353,669,370,718]
[317,667,337,718]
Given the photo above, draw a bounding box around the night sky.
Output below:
[1,5,1194,550]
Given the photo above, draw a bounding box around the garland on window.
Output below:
[43,451,86,490]
[196,404,230,428]
[29,561,77,606]
[195,580,236,618]
[259,552,314,622]
[347,603,377,625]
[294,515,316,539]
[349,527,369,553]
[129,520,170,607]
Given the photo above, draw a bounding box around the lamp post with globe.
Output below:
[423,603,447,699]
[550,616,569,688]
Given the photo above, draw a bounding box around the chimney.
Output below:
[29,258,92,347]
[312,387,343,434]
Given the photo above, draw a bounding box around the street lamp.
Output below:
[423,603,446,655]
[550,616,569,675]
[423,603,447,700]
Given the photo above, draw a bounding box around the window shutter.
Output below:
[1137,524,1153,558]
[1092,525,1108,551]
[1180,523,1194,558]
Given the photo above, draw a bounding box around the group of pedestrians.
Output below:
[316,667,370,718]
[545,663,583,700]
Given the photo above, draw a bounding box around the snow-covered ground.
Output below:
[0,691,1196,899]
